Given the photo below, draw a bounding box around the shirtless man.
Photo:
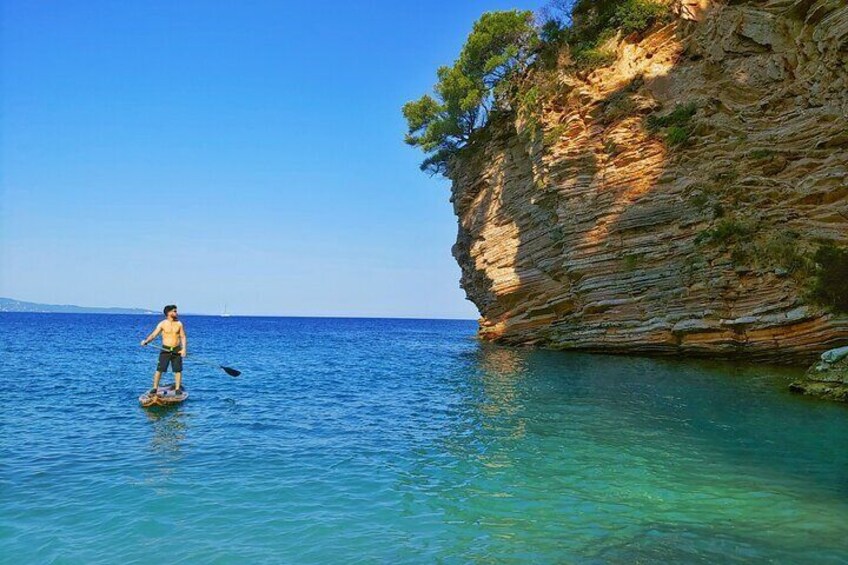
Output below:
[140,304,187,393]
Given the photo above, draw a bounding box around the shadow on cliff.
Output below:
[452,1,848,363]
[453,18,693,346]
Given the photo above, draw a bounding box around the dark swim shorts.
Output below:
[157,345,183,373]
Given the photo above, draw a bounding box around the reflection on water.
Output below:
[144,407,188,478]
[476,344,527,430]
[434,345,848,561]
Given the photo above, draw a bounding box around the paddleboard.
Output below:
[139,384,189,408]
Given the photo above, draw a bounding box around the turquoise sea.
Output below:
[1,313,847,563]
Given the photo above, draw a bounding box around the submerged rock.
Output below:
[789,346,848,402]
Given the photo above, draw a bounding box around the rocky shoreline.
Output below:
[790,347,848,402]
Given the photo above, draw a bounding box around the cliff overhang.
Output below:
[450,0,848,366]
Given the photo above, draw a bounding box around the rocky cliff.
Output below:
[451,0,848,363]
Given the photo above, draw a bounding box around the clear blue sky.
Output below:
[1,0,539,318]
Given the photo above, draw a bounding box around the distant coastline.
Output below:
[0,298,476,320]
[0,297,157,315]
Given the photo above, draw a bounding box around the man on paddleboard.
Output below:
[141,305,187,394]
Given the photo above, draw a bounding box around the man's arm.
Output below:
[141,322,163,346]
[179,323,187,357]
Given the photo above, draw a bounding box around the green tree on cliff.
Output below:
[402,10,538,175]
[539,0,671,55]
[404,2,671,175]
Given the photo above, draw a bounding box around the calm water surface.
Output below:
[1,313,847,563]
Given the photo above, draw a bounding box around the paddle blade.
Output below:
[222,366,241,377]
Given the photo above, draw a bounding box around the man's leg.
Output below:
[173,352,183,392]
[154,351,169,392]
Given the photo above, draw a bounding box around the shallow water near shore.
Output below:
[1,313,847,563]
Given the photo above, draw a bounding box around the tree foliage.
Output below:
[540,0,670,65]
[613,0,673,35]
[402,10,537,175]
[811,243,848,313]
[403,1,674,176]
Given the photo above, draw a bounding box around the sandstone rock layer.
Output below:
[451,0,848,364]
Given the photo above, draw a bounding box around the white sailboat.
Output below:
[221,304,231,317]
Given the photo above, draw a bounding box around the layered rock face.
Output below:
[451,0,848,363]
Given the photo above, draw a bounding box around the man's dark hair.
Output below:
[164,304,178,316]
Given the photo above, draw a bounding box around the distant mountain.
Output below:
[0,297,157,315]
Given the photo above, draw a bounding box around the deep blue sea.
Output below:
[1,313,847,563]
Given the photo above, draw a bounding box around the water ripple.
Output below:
[1,314,847,563]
